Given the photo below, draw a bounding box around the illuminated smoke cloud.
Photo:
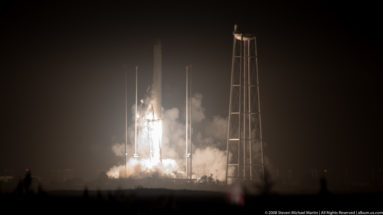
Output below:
[107,93,228,181]
[107,158,184,179]
[192,147,227,181]
[112,143,125,157]
[161,107,186,161]
[206,116,227,143]
[191,93,205,123]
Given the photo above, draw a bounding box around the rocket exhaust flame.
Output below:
[141,104,162,165]
[107,98,186,179]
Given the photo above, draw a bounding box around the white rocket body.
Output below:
[152,40,162,119]
[148,40,162,164]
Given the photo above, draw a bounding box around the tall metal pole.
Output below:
[134,66,139,158]
[125,70,128,168]
[185,65,189,179]
[189,65,193,180]
[188,64,193,179]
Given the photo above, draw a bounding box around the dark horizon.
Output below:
[1,0,382,191]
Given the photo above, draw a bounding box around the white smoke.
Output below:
[107,158,184,179]
[206,116,227,142]
[162,107,186,160]
[191,93,205,123]
[192,147,227,181]
[111,143,125,157]
[107,93,228,181]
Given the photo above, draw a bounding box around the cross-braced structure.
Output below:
[226,25,265,184]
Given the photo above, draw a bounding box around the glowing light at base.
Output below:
[107,158,183,179]
[142,109,162,165]
[107,103,186,179]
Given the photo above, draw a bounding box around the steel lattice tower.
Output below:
[226,25,265,184]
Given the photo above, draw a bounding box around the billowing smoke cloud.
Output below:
[107,159,184,179]
[191,93,205,123]
[162,107,186,160]
[193,115,227,151]
[107,93,228,181]
[192,147,226,181]
[112,143,125,157]
[206,116,227,142]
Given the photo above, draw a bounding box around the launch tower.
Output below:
[225,25,265,184]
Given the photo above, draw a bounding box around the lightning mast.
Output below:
[124,70,128,168]
[134,66,139,158]
[189,65,192,180]
[185,64,192,179]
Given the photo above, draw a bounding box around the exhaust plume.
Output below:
[107,94,228,181]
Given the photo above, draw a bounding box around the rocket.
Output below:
[151,40,162,119]
[147,40,163,164]
[132,40,163,163]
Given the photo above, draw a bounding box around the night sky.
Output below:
[1,1,382,183]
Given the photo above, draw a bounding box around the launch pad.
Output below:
[111,25,264,185]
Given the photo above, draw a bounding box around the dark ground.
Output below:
[1,188,383,214]
[1,170,383,214]
[1,173,383,214]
